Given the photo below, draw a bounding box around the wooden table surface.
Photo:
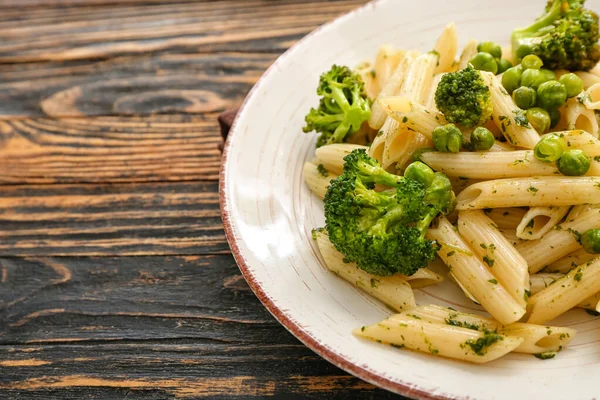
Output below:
[0,1,406,398]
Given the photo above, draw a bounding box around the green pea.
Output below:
[548,108,561,129]
[537,81,567,110]
[411,147,436,163]
[526,107,552,134]
[581,229,600,254]
[404,161,435,187]
[470,127,495,151]
[559,73,584,98]
[540,69,557,81]
[502,66,523,94]
[477,42,502,59]
[432,123,463,153]
[469,52,498,74]
[556,149,591,176]
[516,44,533,60]
[534,133,564,162]
[521,54,544,70]
[521,69,553,89]
[512,86,537,109]
[497,59,513,74]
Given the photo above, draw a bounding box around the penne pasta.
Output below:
[517,206,600,273]
[433,23,458,74]
[369,52,418,130]
[578,292,600,312]
[355,60,380,100]
[314,231,416,311]
[456,176,600,210]
[458,39,478,70]
[427,216,526,324]
[564,99,599,137]
[379,96,446,140]
[400,53,438,105]
[480,71,540,149]
[425,73,445,111]
[303,162,337,199]
[529,273,564,295]
[405,304,575,354]
[500,229,525,246]
[484,208,528,230]
[384,130,433,172]
[354,313,523,363]
[314,143,368,175]
[528,257,600,324]
[515,206,571,240]
[374,45,405,89]
[368,117,395,164]
[544,247,598,273]
[581,83,600,111]
[457,210,529,306]
[420,150,557,179]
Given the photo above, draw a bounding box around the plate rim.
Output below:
[219,1,459,398]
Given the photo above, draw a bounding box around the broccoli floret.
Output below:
[323,149,456,276]
[434,66,493,128]
[512,0,600,71]
[303,65,371,147]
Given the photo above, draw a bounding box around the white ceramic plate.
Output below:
[220,1,600,398]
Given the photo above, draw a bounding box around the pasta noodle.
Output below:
[425,73,444,111]
[529,273,564,295]
[406,304,575,354]
[484,208,527,230]
[456,176,600,210]
[574,71,600,90]
[374,45,405,89]
[581,83,600,110]
[500,229,525,246]
[515,206,571,240]
[355,61,380,100]
[457,210,529,306]
[564,98,599,136]
[314,230,416,311]
[314,143,368,175]
[433,23,458,74]
[354,313,523,363]
[427,216,526,324]
[458,39,478,70]
[544,247,598,273]
[481,71,540,149]
[303,162,337,199]
[379,96,446,139]
[528,257,600,324]
[369,52,418,130]
[516,206,600,273]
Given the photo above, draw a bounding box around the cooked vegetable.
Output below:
[581,229,600,254]
[521,54,544,70]
[477,41,503,59]
[411,147,436,162]
[537,81,567,110]
[435,66,493,127]
[432,124,463,153]
[469,52,499,74]
[470,127,495,151]
[512,86,537,109]
[521,68,555,90]
[511,0,600,71]
[548,107,561,128]
[502,66,523,93]
[556,149,591,176]
[558,73,584,98]
[534,133,565,162]
[323,149,456,276]
[526,107,552,134]
[497,59,514,74]
[303,65,372,147]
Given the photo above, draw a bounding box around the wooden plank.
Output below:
[0,182,227,256]
[0,52,276,118]
[0,115,222,183]
[0,0,366,62]
[0,254,401,399]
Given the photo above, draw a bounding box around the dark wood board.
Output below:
[0,0,407,398]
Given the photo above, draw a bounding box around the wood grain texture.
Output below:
[0,52,277,118]
[0,0,365,62]
[0,255,398,399]
[0,182,228,256]
[0,115,222,183]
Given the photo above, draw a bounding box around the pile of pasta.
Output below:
[304,23,600,363]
